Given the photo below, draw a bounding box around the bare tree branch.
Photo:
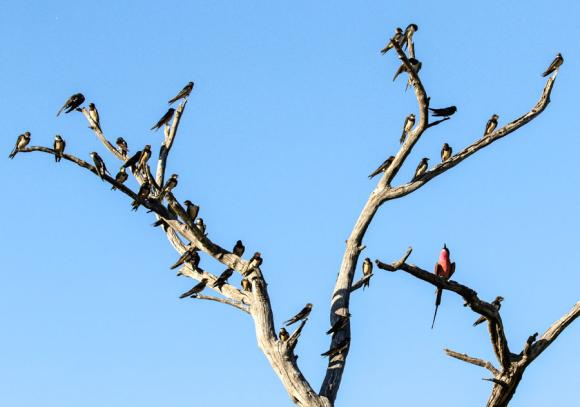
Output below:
[156,101,187,187]
[444,348,500,376]
[194,294,251,314]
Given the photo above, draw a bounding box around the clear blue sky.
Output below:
[1,1,579,406]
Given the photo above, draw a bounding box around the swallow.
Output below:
[195,218,206,235]
[393,58,421,82]
[542,53,563,77]
[122,149,143,169]
[279,327,289,342]
[170,247,200,270]
[111,167,128,190]
[400,114,415,144]
[116,137,128,156]
[321,338,350,358]
[233,240,245,257]
[402,23,418,50]
[484,114,499,136]
[168,81,194,104]
[183,200,200,222]
[212,268,234,291]
[131,181,151,211]
[53,135,66,162]
[368,155,395,179]
[431,244,456,329]
[151,108,175,131]
[136,145,152,172]
[285,303,313,326]
[412,157,429,181]
[362,257,373,289]
[245,252,262,275]
[380,27,404,54]
[429,106,457,117]
[9,132,31,159]
[326,314,351,335]
[151,218,168,228]
[179,278,209,298]
[241,278,252,292]
[90,152,108,181]
[441,143,452,162]
[57,93,85,116]
[159,174,178,200]
[473,296,504,327]
[88,103,100,129]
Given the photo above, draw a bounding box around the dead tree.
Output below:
[9,26,577,406]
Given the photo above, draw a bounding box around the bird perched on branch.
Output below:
[402,23,418,50]
[321,338,350,358]
[88,103,100,130]
[131,181,151,211]
[429,106,457,118]
[285,303,313,326]
[136,144,152,172]
[473,296,504,327]
[484,114,499,137]
[151,108,175,131]
[9,132,31,159]
[90,152,108,181]
[431,244,456,329]
[179,278,208,298]
[159,174,178,200]
[278,327,289,342]
[53,135,65,162]
[184,200,200,222]
[380,27,404,54]
[412,157,429,181]
[326,314,351,335]
[170,247,200,270]
[244,252,262,275]
[241,278,252,292]
[368,155,395,179]
[212,268,234,291]
[122,149,143,170]
[393,58,422,82]
[168,81,194,104]
[400,114,415,144]
[441,143,452,162]
[57,93,85,116]
[362,258,373,289]
[116,137,128,156]
[111,168,128,190]
[542,53,563,77]
[195,218,206,235]
[233,240,245,257]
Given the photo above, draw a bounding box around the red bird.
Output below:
[431,244,456,329]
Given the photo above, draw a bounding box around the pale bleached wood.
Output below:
[444,349,500,376]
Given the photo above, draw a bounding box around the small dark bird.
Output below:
[184,200,200,222]
[111,168,128,190]
[159,174,178,200]
[57,93,85,116]
[279,327,289,342]
[88,103,100,129]
[362,258,373,289]
[380,27,404,54]
[484,114,499,136]
[393,58,422,82]
[473,296,504,327]
[212,268,234,291]
[116,137,128,156]
[321,338,350,358]
[412,157,429,181]
[151,108,175,131]
[233,240,245,257]
[168,81,194,104]
[151,218,168,228]
[285,303,313,326]
[368,155,395,179]
[326,314,351,335]
[245,252,262,275]
[170,248,200,270]
[241,278,252,292]
[53,135,66,162]
[137,145,152,172]
[195,218,206,235]
[432,244,456,329]
[132,181,151,211]
[441,143,452,162]
[122,149,143,169]
[542,53,563,77]
[402,23,419,50]
[9,132,31,158]
[90,152,108,181]
[400,114,415,144]
[429,106,457,117]
[179,278,208,298]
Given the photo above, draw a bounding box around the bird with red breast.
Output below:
[431,244,456,329]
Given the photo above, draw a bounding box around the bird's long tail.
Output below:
[431,288,443,329]
[8,149,16,159]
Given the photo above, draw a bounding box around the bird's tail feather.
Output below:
[431,288,443,329]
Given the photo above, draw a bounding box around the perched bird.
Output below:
[132,181,151,211]
[159,174,178,200]
[151,108,175,131]
[326,314,351,335]
[233,240,245,257]
[321,338,350,358]
[484,114,499,136]
[402,23,419,50]
[400,114,415,144]
[431,244,456,329]
[57,93,85,116]
[380,27,404,54]
[111,168,128,190]
[116,137,128,156]
[9,132,31,159]
[441,143,452,162]
[473,296,504,327]
[136,144,152,172]
[542,53,563,77]
[212,268,234,291]
[195,218,206,235]
[279,327,289,342]
[412,158,429,181]
[393,58,422,82]
[53,135,66,162]
[168,81,194,104]
[368,155,395,179]
[245,252,262,275]
[88,103,100,129]
[151,218,168,228]
[429,106,457,117]
[184,200,200,222]
[170,248,200,270]
[285,303,313,326]
[179,278,209,298]
[241,278,252,292]
[90,152,108,181]
[122,149,143,169]
[362,258,373,289]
